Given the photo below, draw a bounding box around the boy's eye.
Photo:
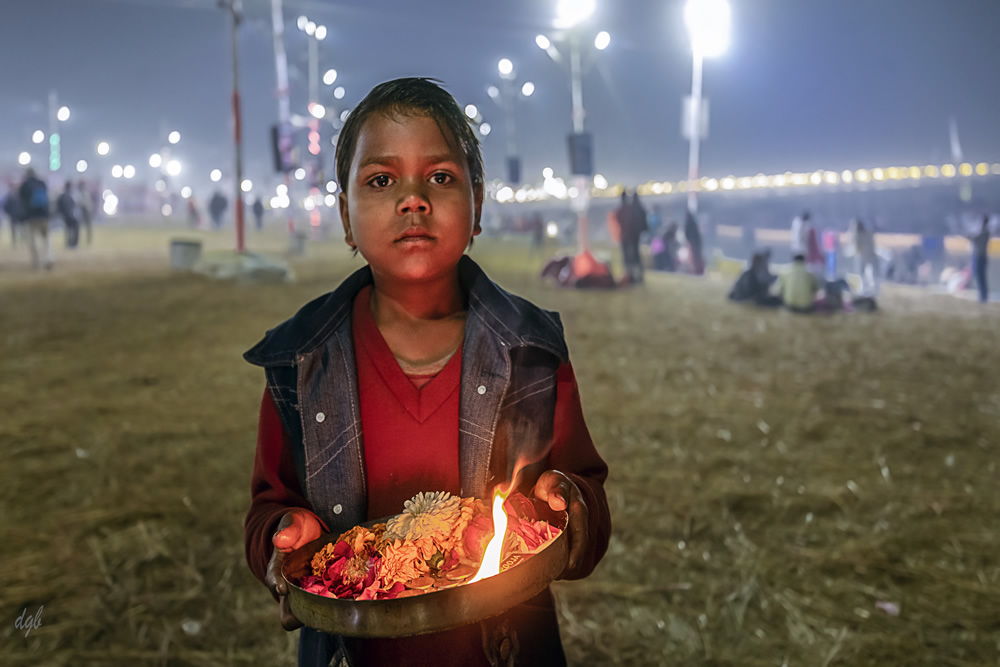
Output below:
[431,172,453,185]
[369,174,392,188]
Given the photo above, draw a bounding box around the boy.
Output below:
[775,254,822,313]
[243,78,611,666]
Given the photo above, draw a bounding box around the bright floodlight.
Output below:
[556,0,596,28]
[111,164,123,178]
[149,153,162,168]
[165,159,182,176]
[241,179,253,192]
[97,141,110,155]
[18,151,31,166]
[464,104,478,119]
[296,15,307,30]
[294,167,306,181]
[521,81,535,97]
[57,106,71,121]
[123,164,136,179]
[310,103,326,119]
[685,0,731,58]
[168,131,181,144]
[305,21,316,35]
[210,168,222,182]
[542,166,554,179]
[103,194,118,216]
[326,180,338,193]
[480,122,492,136]
[315,25,327,40]
[323,68,338,85]
[594,31,611,50]
[535,34,551,50]
[498,58,514,76]
[181,186,192,198]
[76,159,88,173]
[593,173,608,189]
[487,85,500,99]
[32,130,45,144]
[333,86,346,100]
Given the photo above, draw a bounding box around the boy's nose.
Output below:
[397,185,430,215]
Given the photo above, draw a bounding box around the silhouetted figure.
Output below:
[970,215,991,303]
[651,221,679,272]
[76,180,93,245]
[684,211,704,275]
[208,191,228,229]
[729,250,780,306]
[18,168,52,270]
[850,218,879,296]
[57,181,79,248]
[3,179,23,247]
[617,190,648,284]
[252,196,264,231]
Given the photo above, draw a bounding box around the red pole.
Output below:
[228,0,246,253]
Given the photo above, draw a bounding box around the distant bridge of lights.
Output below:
[491,160,1000,204]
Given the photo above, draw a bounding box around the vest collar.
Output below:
[243,255,568,368]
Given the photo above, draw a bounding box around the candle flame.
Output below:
[468,487,510,583]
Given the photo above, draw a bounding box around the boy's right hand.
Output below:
[265,509,323,631]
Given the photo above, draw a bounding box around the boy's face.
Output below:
[339,111,483,286]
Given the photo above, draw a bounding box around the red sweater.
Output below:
[244,289,611,665]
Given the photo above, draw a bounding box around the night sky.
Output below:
[3,0,999,194]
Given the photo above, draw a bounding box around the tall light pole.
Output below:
[684,0,730,217]
[488,58,534,185]
[272,0,296,234]
[536,0,609,255]
[297,15,328,232]
[221,0,246,253]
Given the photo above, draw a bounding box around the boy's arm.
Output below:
[245,388,324,588]
[547,362,612,580]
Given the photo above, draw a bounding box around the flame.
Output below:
[468,486,510,583]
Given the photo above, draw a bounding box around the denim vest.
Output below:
[244,255,569,536]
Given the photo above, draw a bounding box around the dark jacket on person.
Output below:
[57,191,76,221]
[243,255,611,667]
[18,176,50,220]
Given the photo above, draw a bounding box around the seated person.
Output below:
[729,250,780,306]
[774,254,821,313]
[651,221,680,272]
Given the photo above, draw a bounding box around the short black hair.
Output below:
[335,77,484,192]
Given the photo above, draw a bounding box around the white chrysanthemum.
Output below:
[386,491,461,541]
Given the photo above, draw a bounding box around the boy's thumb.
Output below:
[273,519,300,550]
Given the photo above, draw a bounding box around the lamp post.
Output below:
[487,58,534,185]
[297,15,328,233]
[684,0,730,217]
[536,0,609,255]
[220,0,246,252]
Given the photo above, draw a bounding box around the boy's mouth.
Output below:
[396,227,435,242]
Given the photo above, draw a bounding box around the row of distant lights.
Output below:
[493,162,1000,203]
[269,180,340,210]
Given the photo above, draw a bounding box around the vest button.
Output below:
[315,412,325,423]
[477,385,487,395]
[333,504,343,514]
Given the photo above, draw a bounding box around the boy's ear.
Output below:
[338,192,356,248]
[472,183,484,237]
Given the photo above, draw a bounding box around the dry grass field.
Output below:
[1,224,998,665]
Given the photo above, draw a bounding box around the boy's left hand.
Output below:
[531,470,589,578]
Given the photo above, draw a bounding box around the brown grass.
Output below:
[1,224,998,665]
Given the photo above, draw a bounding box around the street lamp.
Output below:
[535,3,609,254]
[684,0,730,217]
[486,57,535,185]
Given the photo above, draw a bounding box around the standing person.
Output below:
[187,195,203,228]
[618,191,647,284]
[76,181,93,245]
[208,190,227,229]
[242,78,611,667]
[252,195,265,231]
[57,182,79,249]
[789,210,811,258]
[850,218,879,296]
[684,210,705,275]
[18,168,52,270]
[970,215,991,303]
